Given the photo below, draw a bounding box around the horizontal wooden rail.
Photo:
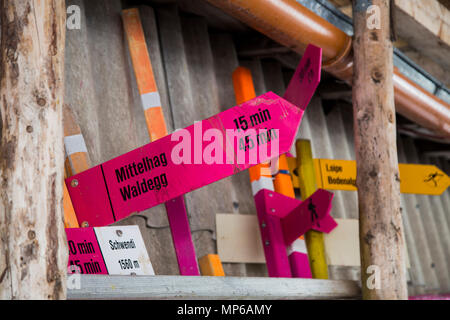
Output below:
[67,275,361,300]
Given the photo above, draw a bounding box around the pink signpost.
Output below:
[66,91,303,227]
[254,189,335,277]
[66,44,336,277]
[66,228,108,275]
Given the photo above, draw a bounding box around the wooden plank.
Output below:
[67,275,361,300]
[64,1,179,275]
[118,4,181,276]
[397,138,439,294]
[420,155,450,266]
[395,0,450,71]
[403,138,450,293]
[82,0,140,163]
[64,0,103,165]
[324,219,411,268]
[122,7,200,276]
[216,214,265,263]
[210,33,252,277]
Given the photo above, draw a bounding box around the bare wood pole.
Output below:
[352,0,407,299]
[0,1,67,299]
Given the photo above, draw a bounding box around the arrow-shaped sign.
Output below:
[254,189,336,246]
[287,157,450,195]
[67,92,305,226]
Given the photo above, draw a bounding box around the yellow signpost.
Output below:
[287,157,449,196]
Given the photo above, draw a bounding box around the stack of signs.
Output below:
[66,225,154,275]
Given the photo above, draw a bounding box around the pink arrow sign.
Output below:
[256,189,336,246]
[67,92,305,226]
[283,44,322,110]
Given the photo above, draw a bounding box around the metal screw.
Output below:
[130,272,137,276]
[71,179,79,187]
[261,223,266,228]
[81,221,89,228]
[268,193,273,197]
[271,208,276,213]
[265,240,270,246]
[116,229,123,237]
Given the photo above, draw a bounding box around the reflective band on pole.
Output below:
[140,92,161,111]
[287,238,308,255]
[251,177,274,195]
[64,134,88,157]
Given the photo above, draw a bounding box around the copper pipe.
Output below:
[207,0,450,138]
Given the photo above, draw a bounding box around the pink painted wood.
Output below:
[165,196,200,275]
[66,228,108,274]
[255,189,336,244]
[66,92,302,227]
[254,190,292,277]
[289,252,312,278]
[249,44,323,277]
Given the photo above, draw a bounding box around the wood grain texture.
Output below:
[68,274,361,300]
[352,0,407,299]
[0,0,67,299]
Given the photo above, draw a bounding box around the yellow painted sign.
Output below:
[287,157,449,196]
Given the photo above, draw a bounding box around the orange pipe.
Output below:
[207,0,450,138]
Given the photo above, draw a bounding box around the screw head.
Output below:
[116,230,123,237]
[265,240,270,246]
[81,221,89,228]
[268,193,273,197]
[261,223,266,228]
[71,179,79,187]
[271,208,276,213]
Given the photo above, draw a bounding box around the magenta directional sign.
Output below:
[66,45,322,227]
[67,93,303,226]
[254,189,336,246]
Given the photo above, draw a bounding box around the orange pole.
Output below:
[122,8,168,141]
[63,105,92,228]
[233,67,272,194]
[122,8,200,276]
[198,254,226,276]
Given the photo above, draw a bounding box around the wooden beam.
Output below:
[0,1,67,299]
[395,0,450,70]
[352,0,407,299]
[68,275,361,300]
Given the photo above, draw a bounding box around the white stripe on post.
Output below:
[251,177,274,195]
[140,92,161,110]
[287,238,308,255]
[64,134,88,157]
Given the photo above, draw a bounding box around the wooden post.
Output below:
[0,1,67,299]
[352,0,407,299]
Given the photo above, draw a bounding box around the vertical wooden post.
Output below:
[352,0,407,299]
[0,1,67,299]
